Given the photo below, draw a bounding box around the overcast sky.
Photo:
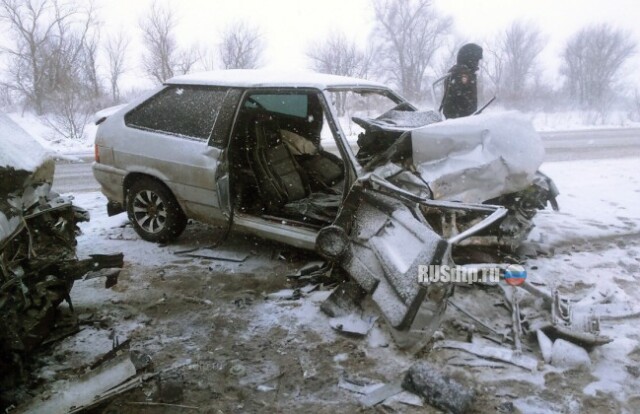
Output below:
[97,0,640,89]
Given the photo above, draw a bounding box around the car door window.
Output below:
[245,93,308,118]
[125,86,228,140]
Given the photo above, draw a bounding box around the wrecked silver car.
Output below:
[93,69,557,332]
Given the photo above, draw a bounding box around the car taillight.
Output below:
[94,144,100,163]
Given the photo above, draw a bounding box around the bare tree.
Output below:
[195,44,218,71]
[371,0,452,101]
[498,21,544,105]
[481,46,505,96]
[140,0,177,82]
[219,21,263,69]
[0,0,95,114]
[105,29,129,102]
[481,21,544,108]
[43,89,91,140]
[174,44,199,75]
[306,32,373,78]
[81,27,101,99]
[0,83,12,107]
[561,23,636,108]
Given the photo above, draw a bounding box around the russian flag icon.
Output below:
[504,264,527,286]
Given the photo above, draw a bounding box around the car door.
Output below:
[119,85,230,222]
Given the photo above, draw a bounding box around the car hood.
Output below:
[0,113,54,193]
[0,112,54,245]
[362,111,545,204]
[410,111,544,203]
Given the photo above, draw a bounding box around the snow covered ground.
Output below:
[11,155,635,412]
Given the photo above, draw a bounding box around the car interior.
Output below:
[228,91,346,227]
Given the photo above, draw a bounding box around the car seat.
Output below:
[246,114,310,212]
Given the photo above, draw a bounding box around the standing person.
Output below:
[441,43,483,119]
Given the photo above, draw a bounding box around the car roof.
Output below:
[166,69,388,89]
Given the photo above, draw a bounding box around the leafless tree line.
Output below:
[307,0,636,113]
[1,0,638,139]
[0,0,264,139]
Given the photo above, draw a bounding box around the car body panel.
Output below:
[95,96,226,224]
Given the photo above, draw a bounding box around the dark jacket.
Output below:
[441,64,477,119]
[441,43,482,119]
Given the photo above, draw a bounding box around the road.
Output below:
[52,128,640,194]
[540,128,640,161]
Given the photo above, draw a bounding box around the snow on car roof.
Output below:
[0,112,50,172]
[166,69,387,89]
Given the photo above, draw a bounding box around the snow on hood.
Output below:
[411,111,544,203]
[0,112,51,172]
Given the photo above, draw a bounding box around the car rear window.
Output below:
[125,86,228,140]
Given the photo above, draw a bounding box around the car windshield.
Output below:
[326,88,405,143]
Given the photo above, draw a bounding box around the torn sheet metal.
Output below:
[384,112,544,203]
[410,111,545,203]
[329,186,451,330]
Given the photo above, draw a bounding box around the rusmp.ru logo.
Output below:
[504,264,527,286]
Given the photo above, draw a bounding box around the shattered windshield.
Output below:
[326,88,406,142]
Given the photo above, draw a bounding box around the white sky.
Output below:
[94,0,640,88]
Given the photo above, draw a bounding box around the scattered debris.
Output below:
[359,380,404,408]
[338,377,385,395]
[178,294,214,306]
[265,288,300,301]
[382,391,424,408]
[510,287,524,353]
[320,281,367,318]
[541,289,613,348]
[449,300,512,343]
[299,354,317,379]
[125,402,199,411]
[550,339,591,369]
[228,362,247,378]
[330,314,377,337]
[536,330,553,364]
[157,376,184,403]
[175,247,248,262]
[434,340,538,371]
[402,361,475,414]
[16,352,137,413]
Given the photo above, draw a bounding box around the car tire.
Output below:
[126,177,187,243]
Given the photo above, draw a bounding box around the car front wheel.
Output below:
[126,177,187,243]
